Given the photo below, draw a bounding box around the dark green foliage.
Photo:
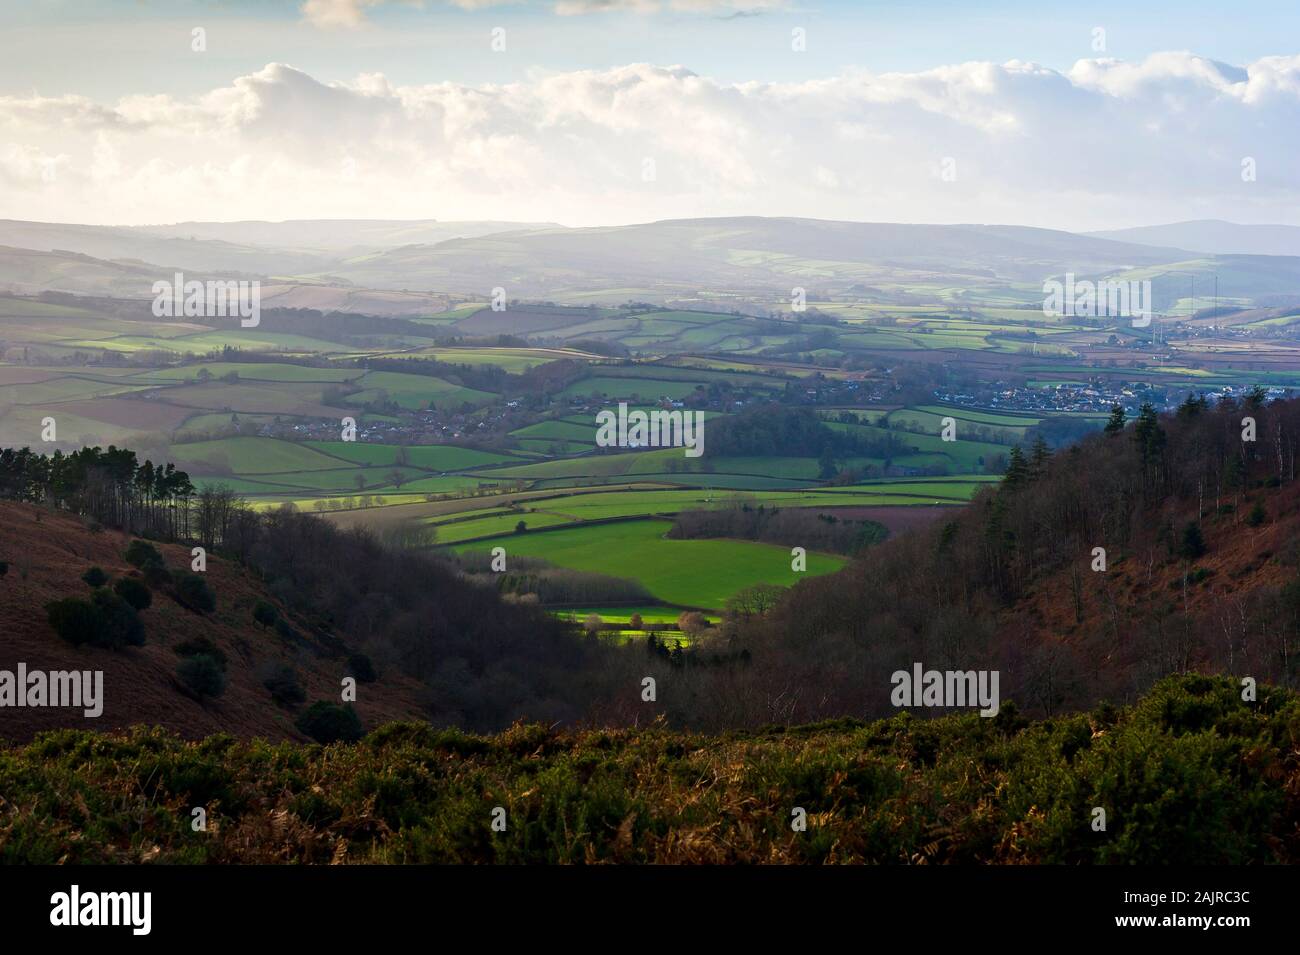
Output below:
[112,577,151,611]
[273,617,297,640]
[262,664,306,708]
[1247,500,1267,527]
[142,559,172,588]
[296,702,364,744]
[174,636,227,670]
[1179,521,1207,560]
[173,573,215,613]
[89,590,145,649]
[81,566,109,588]
[45,591,144,649]
[0,675,1295,864]
[514,520,527,534]
[252,600,279,627]
[348,653,377,684]
[1104,404,1125,435]
[124,540,162,569]
[44,597,99,646]
[0,560,8,578]
[177,654,226,699]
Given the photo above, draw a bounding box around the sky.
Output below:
[1,0,1298,229]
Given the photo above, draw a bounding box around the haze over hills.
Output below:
[1090,220,1300,258]
[4,216,1300,311]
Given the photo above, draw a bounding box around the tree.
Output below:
[629,613,644,630]
[515,520,527,534]
[676,611,707,638]
[1107,402,1128,436]
[1179,521,1206,561]
[386,469,407,490]
[252,600,279,627]
[818,444,837,480]
[1246,500,1267,527]
[583,613,603,634]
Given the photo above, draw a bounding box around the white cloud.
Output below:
[1,53,1298,227]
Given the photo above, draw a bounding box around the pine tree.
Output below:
[1104,404,1125,435]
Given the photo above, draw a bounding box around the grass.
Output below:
[453,518,843,609]
[304,441,519,471]
[167,437,348,474]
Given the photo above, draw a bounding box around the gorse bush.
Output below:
[1,675,1293,865]
[174,636,228,670]
[81,567,108,588]
[296,702,364,744]
[45,590,144,649]
[177,654,226,699]
[113,577,151,611]
[173,573,215,613]
[124,540,162,569]
[348,653,377,684]
[262,664,306,708]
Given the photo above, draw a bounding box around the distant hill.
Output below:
[1090,220,1300,257]
[332,217,1195,299]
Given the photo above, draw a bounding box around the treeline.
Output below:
[668,501,887,555]
[707,404,909,459]
[0,446,194,539]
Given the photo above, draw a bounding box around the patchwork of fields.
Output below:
[5,288,1291,622]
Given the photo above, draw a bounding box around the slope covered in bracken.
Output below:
[0,501,428,742]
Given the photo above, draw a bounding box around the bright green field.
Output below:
[452,518,844,610]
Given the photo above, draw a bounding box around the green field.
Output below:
[453,518,844,609]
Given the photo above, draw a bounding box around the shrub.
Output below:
[142,558,172,588]
[347,652,377,684]
[177,654,227,699]
[296,702,364,744]
[124,540,163,568]
[174,636,228,670]
[45,597,99,646]
[252,600,279,627]
[0,561,7,578]
[81,567,109,588]
[274,617,297,641]
[263,664,306,707]
[89,589,145,649]
[1247,501,1267,527]
[174,573,216,613]
[113,577,152,611]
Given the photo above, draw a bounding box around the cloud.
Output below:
[1,53,1298,228]
[299,0,787,28]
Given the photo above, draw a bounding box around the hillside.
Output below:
[0,500,429,742]
[1,673,1294,864]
